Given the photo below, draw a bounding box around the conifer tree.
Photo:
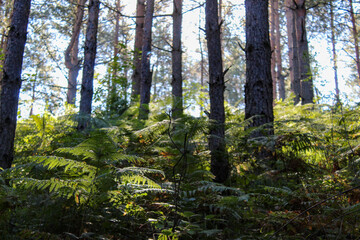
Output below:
[0,0,31,169]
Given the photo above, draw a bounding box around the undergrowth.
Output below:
[1,100,360,239]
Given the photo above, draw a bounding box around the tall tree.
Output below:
[206,0,229,183]
[330,0,340,102]
[294,0,313,104]
[77,0,100,130]
[245,0,274,135]
[274,0,285,100]
[348,0,360,84]
[139,0,155,120]
[171,0,183,119]
[131,0,145,102]
[270,0,277,102]
[285,0,301,104]
[0,0,31,169]
[65,0,87,105]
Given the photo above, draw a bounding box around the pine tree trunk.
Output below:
[294,0,313,104]
[65,0,87,105]
[206,0,229,183]
[245,0,274,135]
[171,0,183,119]
[139,0,154,120]
[274,0,285,100]
[77,0,100,130]
[131,0,145,102]
[330,0,340,102]
[286,0,301,104]
[349,0,360,84]
[270,0,277,103]
[0,0,31,169]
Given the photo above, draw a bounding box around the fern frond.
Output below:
[30,156,96,178]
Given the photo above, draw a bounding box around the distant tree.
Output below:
[245,0,274,135]
[171,0,183,119]
[294,0,313,104]
[139,0,155,120]
[65,0,87,105]
[348,0,360,84]
[0,0,31,169]
[78,0,100,130]
[285,0,301,104]
[206,0,229,183]
[131,0,145,102]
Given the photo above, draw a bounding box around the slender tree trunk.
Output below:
[0,0,31,169]
[294,0,313,104]
[65,0,87,105]
[270,0,277,103]
[274,0,285,100]
[139,0,154,120]
[349,0,360,84]
[206,0,229,183]
[285,0,301,104]
[131,0,145,102]
[77,0,100,130]
[107,0,121,113]
[245,0,274,135]
[171,0,183,119]
[330,0,340,102]
[198,12,205,113]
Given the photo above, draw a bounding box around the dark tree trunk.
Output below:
[274,0,285,100]
[171,0,183,119]
[131,0,145,102]
[65,0,87,105]
[0,0,31,169]
[270,0,277,103]
[139,0,154,120]
[294,0,313,104]
[245,0,274,135]
[349,0,360,84]
[77,0,100,130]
[206,0,229,183]
[285,0,301,104]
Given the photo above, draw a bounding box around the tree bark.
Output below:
[206,0,229,183]
[65,0,87,105]
[131,0,145,102]
[77,0,100,130]
[171,0,183,119]
[139,0,155,120]
[285,0,301,104]
[245,0,274,136]
[349,0,360,84]
[0,0,31,169]
[270,0,277,103]
[294,0,313,104]
[274,0,285,100]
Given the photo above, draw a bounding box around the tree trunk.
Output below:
[171,0,183,119]
[131,0,145,102]
[65,0,87,105]
[330,0,340,103]
[285,0,301,104]
[294,0,313,104]
[245,0,274,135]
[139,0,154,120]
[270,0,277,103]
[0,0,31,169]
[206,0,229,183]
[77,0,100,130]
[274,0,285,100]
[349,0,360,84]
